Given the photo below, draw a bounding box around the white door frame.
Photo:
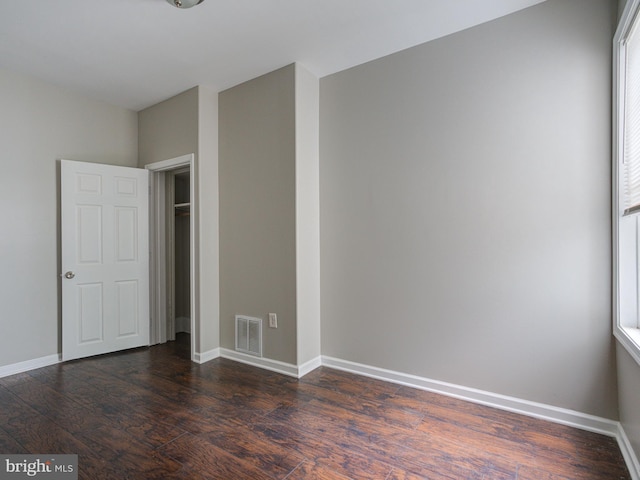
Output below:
[146,154,196,361]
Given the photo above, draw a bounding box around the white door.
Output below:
[61,159,149,361]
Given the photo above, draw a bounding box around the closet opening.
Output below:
[147,154,197,362]
[169,168,191,343]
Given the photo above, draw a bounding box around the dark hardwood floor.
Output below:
[0,334,630,479]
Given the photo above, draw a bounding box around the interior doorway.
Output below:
[146,154,197,361]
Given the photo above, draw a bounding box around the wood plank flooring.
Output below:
[0,334,630,479]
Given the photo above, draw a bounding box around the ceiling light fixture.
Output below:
[166,0,204,8]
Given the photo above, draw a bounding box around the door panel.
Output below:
[77,205,103,263]
[116,280,138,337]
[62,159,149,361]
[115,207,138,261]
[78,283,103,343]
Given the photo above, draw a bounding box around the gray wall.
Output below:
[138,87,200,345]
[197,85,220,354]
[138,86,220,355]
[138,88,198,167]
[219,65,298,364]
[0,68,138,367]
[320,0,618,418]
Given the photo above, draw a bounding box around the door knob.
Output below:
[64,271,75,279]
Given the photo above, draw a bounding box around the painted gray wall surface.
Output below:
[138,88,198,168]
[219,65,297,364]
[138,86,220,355]
[197,85,220,354]
[138,87,201,345]
[320,0,618,418]
[0,68,138,367]
[619,0,628,21]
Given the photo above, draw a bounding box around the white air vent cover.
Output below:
[235,315,262,357]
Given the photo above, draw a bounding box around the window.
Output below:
[614,0,640,367]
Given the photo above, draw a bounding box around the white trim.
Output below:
[0,354,61,378]
[144,154,194,173]
[616,327,640,367]
[613,7,640,477]
[298,356,322,377]
[148,170,167,345]
[614,0,640,368]
[618,423,640,480]
[217,348,320,378]
[321,356,619,437]
[193,348,220,364]
[146,154,197,362]
[220,348,300,378]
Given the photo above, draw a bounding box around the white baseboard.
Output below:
[0,354,61,379]
[193,348,220,364]
[220,348,299,377]
[219,349,324,378]
[321,356,619,437]
[298,356,322,377]
[321,355,640,479]
[618,424,640,480]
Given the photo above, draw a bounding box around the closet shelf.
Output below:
[175,202,190,216]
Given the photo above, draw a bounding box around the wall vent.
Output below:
[235,315,262,357]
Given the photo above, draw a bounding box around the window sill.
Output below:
[615,325,640,368]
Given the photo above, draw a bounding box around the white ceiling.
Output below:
[0,0,546,111]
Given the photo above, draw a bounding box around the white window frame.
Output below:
[614,0,640,367]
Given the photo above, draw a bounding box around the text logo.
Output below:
[0,455,77,480]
